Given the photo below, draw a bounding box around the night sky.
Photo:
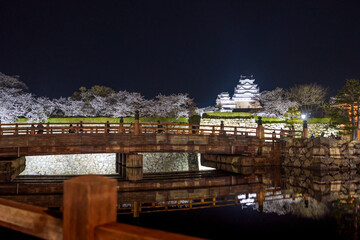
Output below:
[1,0,360,107]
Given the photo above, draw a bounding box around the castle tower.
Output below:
[216,75,261,111]
[216,92,235,110]
[232,75,260,108]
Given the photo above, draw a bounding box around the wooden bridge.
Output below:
[0,121,303,158]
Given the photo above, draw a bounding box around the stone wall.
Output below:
[142,153,198,173]
[283,138,360,170]
[282,167,360,202]
[200,118,339,137]
[20,153,198,175]
[22,154,117,175]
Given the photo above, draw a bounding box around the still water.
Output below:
[115,167,360,240]
[3,153,360,239]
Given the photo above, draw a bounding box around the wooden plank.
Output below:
[63,175,117,240]
[0,198,62,240]
[95,222,204,240]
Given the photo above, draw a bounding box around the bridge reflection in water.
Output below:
[2,159,360,239]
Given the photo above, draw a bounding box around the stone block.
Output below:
[329,147,341,156]
[293,159,301,167]
[312,147,326,156]
[317,157,334,165]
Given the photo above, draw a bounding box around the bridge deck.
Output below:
[0,133,262,157]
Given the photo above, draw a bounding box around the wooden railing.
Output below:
[0,122,305,139]
[117,187,293,216]
[0,175,202,240]
[263,128,303,140]
[0,122,258,136]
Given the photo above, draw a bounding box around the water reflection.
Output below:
[4,159,360,239]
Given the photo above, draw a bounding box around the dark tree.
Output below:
[331,79,360,140]
[287,83,328,117]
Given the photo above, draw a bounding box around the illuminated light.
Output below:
[238,194,246,199]
[240,199,255,204]
[249,193,257,198]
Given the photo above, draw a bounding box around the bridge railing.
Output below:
[0,122,258,137]
[140,123,258,136]
[0,122,134,135]
[117,187,291,215]
[263,128,303,140]
[0,122,304,139]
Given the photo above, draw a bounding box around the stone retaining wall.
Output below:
[22,153,117,175]
[200,118,339,137]
[142,153,198,173]
[283,138,360,170]
[20,153,198,175]
[282,167,360,202]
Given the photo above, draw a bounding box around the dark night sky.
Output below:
[1,0,360,107]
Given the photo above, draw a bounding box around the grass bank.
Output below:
[15,117,188,124]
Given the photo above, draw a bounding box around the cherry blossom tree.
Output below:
[149,93,195,118]
[0,73,32,122]
[25,97,55,122]
[0,72,28,90]
[0,71,197,122]
[256,87,298,118]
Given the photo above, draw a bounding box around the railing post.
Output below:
[272,130,276,142]
[134,110,140,135]
[256,117,264,139]
[63,175,117,240]
[271,130,277,151]
[105,121,110,134]
[15,123,18,135]
[257,191,265,213]
[126,154,143,181]
[302,120,308,139]
[220,121,225,135]
[119,117,124,134]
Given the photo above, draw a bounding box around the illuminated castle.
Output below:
[216,75,261,111]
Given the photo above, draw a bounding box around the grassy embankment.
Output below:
[14,112,330,124]
[15,117,189,124]
[202,112,330,124]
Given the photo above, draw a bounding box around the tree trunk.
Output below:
[351,103,357,140]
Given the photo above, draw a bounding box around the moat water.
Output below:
[2,154,360,240]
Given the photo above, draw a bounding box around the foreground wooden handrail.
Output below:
[0,198,62,240]
[0,175,204,240]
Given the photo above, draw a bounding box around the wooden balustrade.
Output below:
[0,122,306,139]
[117,187,289,215]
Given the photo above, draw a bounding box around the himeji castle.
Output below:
[216,75,261,111]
